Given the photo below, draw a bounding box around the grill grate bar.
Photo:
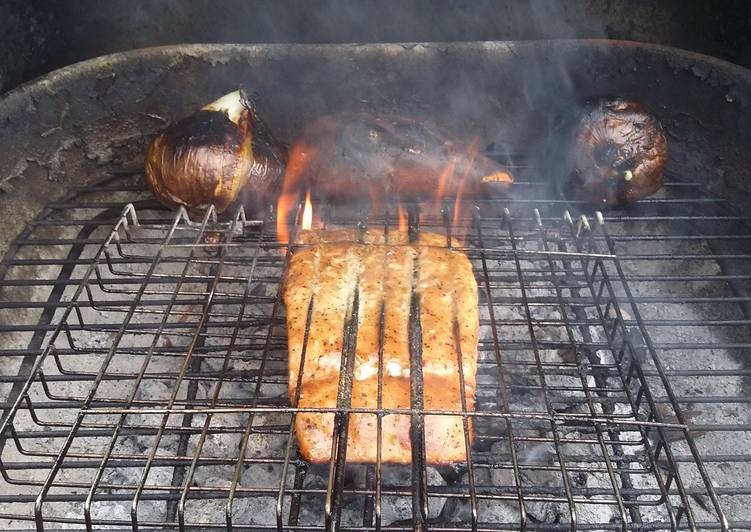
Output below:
[594,215,732,531]
[539,210,651,529]
[502,207,585,528]
[0,168,746,530]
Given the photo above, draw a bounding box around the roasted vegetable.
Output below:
[561,98,667,207]
[145,90,286,215]
[284,113,513,203]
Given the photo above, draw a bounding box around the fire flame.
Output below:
[302,191,313,231]
[435,158,457,201]
[397,203,408,234]
[276,142,314,244]
[450,137,481,244]
[275,126,486,247]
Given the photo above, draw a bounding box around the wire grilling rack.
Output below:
[0,166,747,531]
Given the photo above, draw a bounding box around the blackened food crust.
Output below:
[564,99,668,207]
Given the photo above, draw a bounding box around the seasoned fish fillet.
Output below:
[295,375,473,463]
[284,229,478,464]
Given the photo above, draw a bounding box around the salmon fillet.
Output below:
[284,229,478,464]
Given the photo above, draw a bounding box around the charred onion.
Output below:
[561,98,667,207]
[145,90,286,215]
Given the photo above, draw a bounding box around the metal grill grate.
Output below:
[0,164,747,531]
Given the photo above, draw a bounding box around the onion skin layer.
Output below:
[145,91,286,215]
[563,98,668,207]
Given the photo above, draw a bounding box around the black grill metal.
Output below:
[0,161,747,531]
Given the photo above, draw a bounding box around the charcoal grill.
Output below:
[1,42,751,531]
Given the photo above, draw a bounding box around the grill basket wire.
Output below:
[0,161,746,531]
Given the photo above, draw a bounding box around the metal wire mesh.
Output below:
[0,164,746,530]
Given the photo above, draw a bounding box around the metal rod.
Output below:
[0,169,747,531]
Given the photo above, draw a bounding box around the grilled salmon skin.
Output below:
[284,229,478,464]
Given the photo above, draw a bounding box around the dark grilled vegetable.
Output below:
[562,98,667,207]
[145,90,286,215]
[284,113,513,203]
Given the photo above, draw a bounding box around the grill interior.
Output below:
[0,156,749,530]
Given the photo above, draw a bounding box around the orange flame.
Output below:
[302,191,313,231]
[435,158,457,201]
[450,137,481,245]
[276,143,314,244]
[451,179,468,244]
[397,203,408,234]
